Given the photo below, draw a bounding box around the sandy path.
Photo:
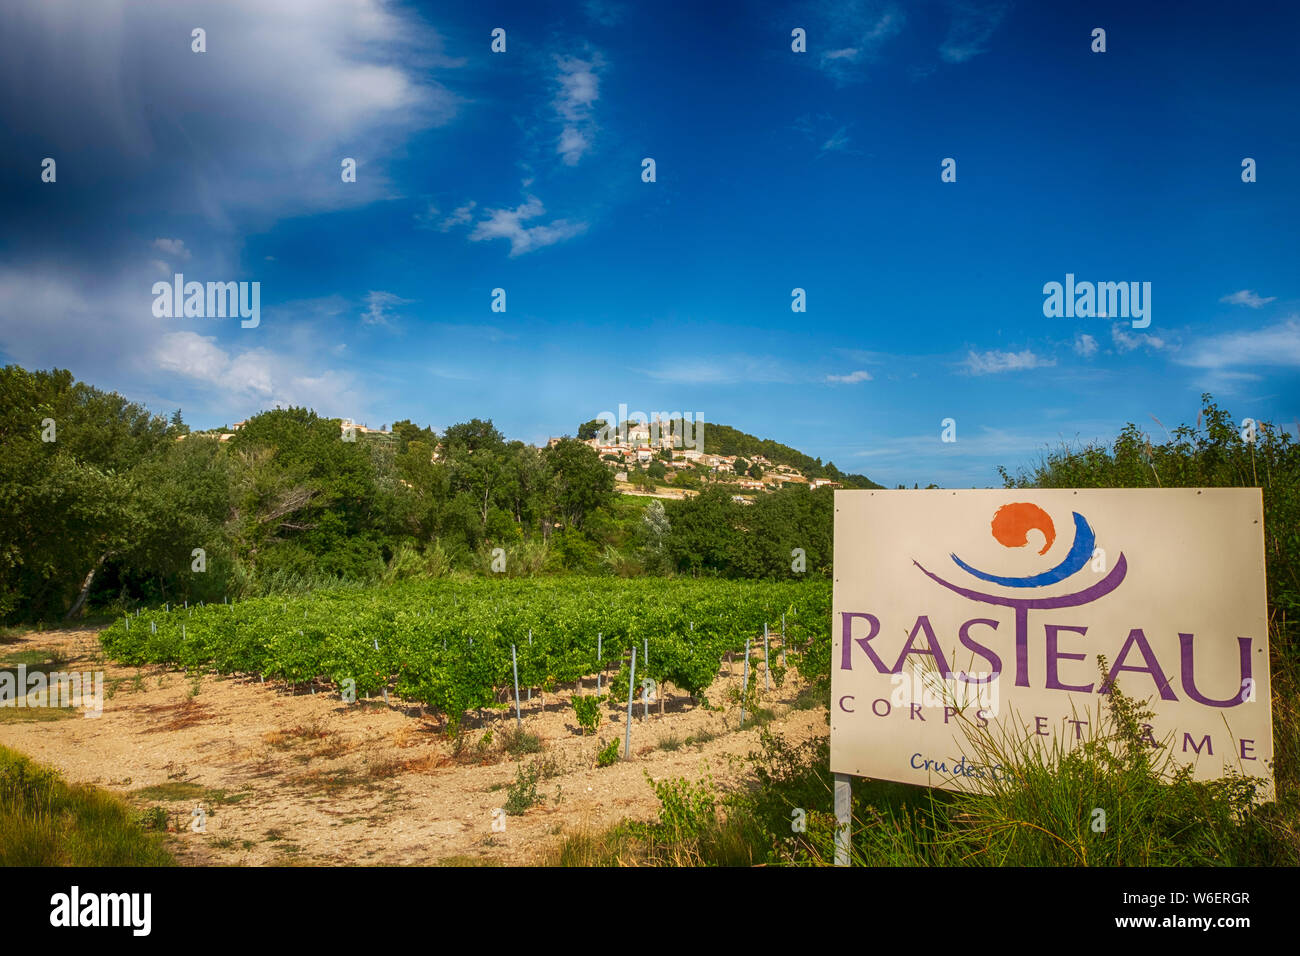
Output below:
[0,627,827,866]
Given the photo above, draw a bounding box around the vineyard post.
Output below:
[834,774,852,866]
[624,646,637,759]
[781,613,787,667]
[764,622,770,692]
[511,645,521,729]
[741,636,750,726]
[597,632,602,693]
[527,629,532,703]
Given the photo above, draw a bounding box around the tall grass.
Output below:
[0,746,175,866]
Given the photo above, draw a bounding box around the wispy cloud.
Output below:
[1073,333,1098,358]
[360,290,411,327]
[468,195,587,256]
[810,1,904,83]
[826,369,872,384]
[151,238,191,260]
[1111,324,1169,354]
[820,126,851,153]
[961,348,1056,374]
[938,0,1011,64]
[646,354,798,386]
[418,200,477,232]
[1220,289,1276,309]
[553,54,604,166]
[1177,318,1300,368]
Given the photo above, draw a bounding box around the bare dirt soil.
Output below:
[0,628,827,866]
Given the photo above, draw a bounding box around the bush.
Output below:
[596,738,621,767]
[572,694,603,735]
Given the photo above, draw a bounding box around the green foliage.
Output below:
[0,745,175,865]
[596,738,621,767]
[646,772,718,841]
[499,725,543,757]
[662,484,833,578]
[572,693,603,735]
[689,420,880,488]
[504,761,544,814]
[98,576,829,728]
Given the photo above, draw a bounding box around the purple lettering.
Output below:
[1044,624,1094,692]
[957,618,1002,683]
[1179,634,1252,708]
[891,615,952,677]
[1103,629,1177,701]
[839,612,886,671]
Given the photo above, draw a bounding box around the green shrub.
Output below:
[596,738,621,767]
[572,694,603,735]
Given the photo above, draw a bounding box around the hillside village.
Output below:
[550,422,843,500]
[190,417,845,502]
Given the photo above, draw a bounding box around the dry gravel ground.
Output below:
[0,627,828,866]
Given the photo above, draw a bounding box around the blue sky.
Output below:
[1,0,1297,487]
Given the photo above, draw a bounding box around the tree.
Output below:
[577,418,607,441]
[392,419,436,453]
[544,438,614,531]
[663,486,739,574]
[442,418,504,454]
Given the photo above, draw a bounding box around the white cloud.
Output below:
[151,238,191,260]
[939,1,1011,63]
[416,200,477,231]
[826,369,872,384]
[814,4,903,82]
[1073,333,1098,358]
[360,290,411,327]
[0,0,464,223]
[1111,324,1169,354]
[1220,289,1276,309]
[1177,318,1300,369]
[961,349,1056,374]
[554,54,603,165]
[0,264,370,425]
[821,126,851,153]
[440,201,476,231]
[468,196,587,256]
